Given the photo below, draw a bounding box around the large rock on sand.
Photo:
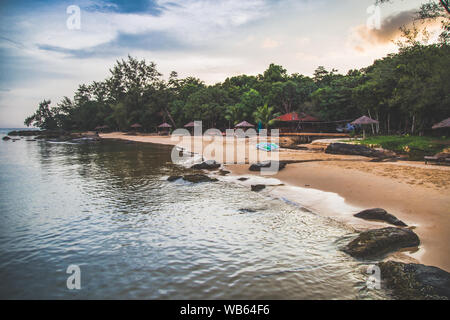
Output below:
[2,136,11,141]
[378,261,450,300]
[167,176,182,182]
[182,174,218,183]
[191,160,221,170]
[249,161,287,172]
[251,185,266,192]
[325,143,391,158]
[343,227,419,259]
[354,208,407,227]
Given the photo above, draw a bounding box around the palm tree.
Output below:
[253,103,279,130]
[225,104,244,128]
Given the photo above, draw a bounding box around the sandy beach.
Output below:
[101,132,450,272]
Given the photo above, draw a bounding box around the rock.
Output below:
[249,161,287,172]
[343,227,420,259]
[7,130,42,136]
[167,176,182,182]
[378,261,450,300]
[182,174,218,183]
[279,137,297,149]
[70,137,100,143]
[191,160,221,170]
[2,136,11,141]
[325,143,392,158]
[218,169,231,176]
[251,184,266,192]
[238,208,257,214]
[238,177,249,181]
[354,208,407,227]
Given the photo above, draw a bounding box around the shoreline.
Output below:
[100,132,450,272]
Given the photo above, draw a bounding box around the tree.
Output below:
[24,100,58,130]
[253,103,279,130]
[225,104,245,127]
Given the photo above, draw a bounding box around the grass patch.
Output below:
[356,135,449,160]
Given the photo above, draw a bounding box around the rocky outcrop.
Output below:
[2,136,11,141]
[249,161,287,172]
[325,143,394,158]
[354,208,407,227]
[343,227,420,259]
[167,176,182,182]
[238,208,257,214]
[218,169,231,176]
[378,261,450,300]
[191,160,221,170]
[251,185,266,192]
[7,130,42,136]
[182,174,218,183]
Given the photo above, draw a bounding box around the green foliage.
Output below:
[253,103,279,130]
[24,100,58,130]
[25,41,449,134]
[357,135,448,159]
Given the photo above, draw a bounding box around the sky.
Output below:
[0,0,433,127]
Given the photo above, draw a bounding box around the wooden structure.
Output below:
[274,112,322,133]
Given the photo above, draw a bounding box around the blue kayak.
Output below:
[256,143,280,152]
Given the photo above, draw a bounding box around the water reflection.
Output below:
[0,138,388,299]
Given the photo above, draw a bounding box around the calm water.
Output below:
[0,129,387,299]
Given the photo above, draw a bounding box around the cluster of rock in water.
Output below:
[3,130,101,144]
[167,158,450,300]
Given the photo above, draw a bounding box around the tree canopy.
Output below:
[25,35,449,136]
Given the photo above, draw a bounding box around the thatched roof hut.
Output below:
[432,118,450,129]
[351,116,378,139]
[235,121,255,128]
[351,116,379,125]
[184,122,198,128]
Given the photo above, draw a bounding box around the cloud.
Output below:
[261,38,281,49]
[349,9,443,52]
[359,10,416,44]
[19,0,270,55]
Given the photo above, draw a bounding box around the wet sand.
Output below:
[101,132,450,271]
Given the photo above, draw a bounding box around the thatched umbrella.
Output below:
[184,121,201,134]
[432,118,450,130]
[235,121,255,129]
[184,121,201,128]
[351,116,379,139]
[158,122,172,135]
[158,122,172,128]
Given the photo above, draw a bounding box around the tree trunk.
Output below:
[387,113,390,135]
[375,112,380,134]
[165,108,176,128]
[411,114,415,135]
[368,110,375,134]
